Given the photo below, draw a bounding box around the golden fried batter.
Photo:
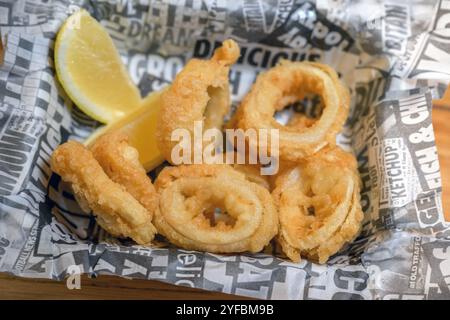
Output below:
[51,141,156,244]
[156,39,240,164]
[272,146,363,263]
[91,131,158,216]
[229,61,350,161]
[154,164,278,253]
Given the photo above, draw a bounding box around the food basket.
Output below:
[0,0,449,299]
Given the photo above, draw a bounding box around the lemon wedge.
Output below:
[85,89,167,171]
[55,9,141,123]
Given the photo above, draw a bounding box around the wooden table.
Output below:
[0,107,449,300]
[433,106,450,221]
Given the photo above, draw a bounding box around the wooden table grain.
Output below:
[0,107,449,300]
[0,273,246,300]
[433,107,450,221]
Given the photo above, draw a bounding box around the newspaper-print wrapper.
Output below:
[0,0,449,300]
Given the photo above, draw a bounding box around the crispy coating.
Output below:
[305,189,363,263]
[90,131,158,216]
[51,141,156,244]
[285,113,316,129]
[156,39,240,164]
[232,163,270,190]
[154,164,278,253]
[204,151,271,190]
[229,61,350,161]
[272,146,363,263]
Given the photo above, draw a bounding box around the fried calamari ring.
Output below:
[208,151,271,190]
[230,61,350,161]
[154,165,278,253]
[232,163,270,190]
[91,131,158,215]
[51,141,156,244]
[305,188,363,263]
[272,147,362,263]
[156,39,240,163]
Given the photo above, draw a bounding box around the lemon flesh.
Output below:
[85,89,166,172]
[55,9,141,123]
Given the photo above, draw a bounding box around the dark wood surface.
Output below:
[0,107,449,300]
[0,273,248,300]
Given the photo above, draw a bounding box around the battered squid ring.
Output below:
[154,165,278,253]
[208,151,271,190]
[232,163,270,190]
[272,146,363,263]
[156,39,240,164]
[51,141,157,244]
[304,188,363,263]
[90,131,158,215]
[230,61,350,161]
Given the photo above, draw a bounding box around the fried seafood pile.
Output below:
[51,39,363,263]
